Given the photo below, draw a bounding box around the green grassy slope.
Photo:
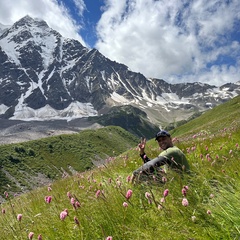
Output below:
[88,105,160,139]
[170,95,240,138]
[0,96,239,240]
[0,126,138,194]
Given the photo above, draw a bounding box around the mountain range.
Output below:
[0,15,239,127]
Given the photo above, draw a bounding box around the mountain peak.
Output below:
[0,16,239,124]
[12,15,49,29]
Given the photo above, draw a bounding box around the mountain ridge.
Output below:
[0,15,239,125]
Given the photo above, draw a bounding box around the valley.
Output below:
[0,118,102,145]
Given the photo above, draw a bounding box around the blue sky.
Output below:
[57,0,104,47]
[79,0,103,47]
[0,0,240,86]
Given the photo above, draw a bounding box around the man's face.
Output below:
[156,136,173,150]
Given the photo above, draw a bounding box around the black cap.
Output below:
[155,130,171,140]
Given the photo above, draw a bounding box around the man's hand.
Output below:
[138,137,146,155]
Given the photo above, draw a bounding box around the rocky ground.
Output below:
[0,118,102,145]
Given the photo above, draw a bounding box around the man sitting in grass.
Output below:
[131,130,190,183]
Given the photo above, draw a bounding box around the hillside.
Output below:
[0,126,139,198]
[0,96,239,239]
[0,105,160,145]
[88,105,160,139]
[171,94,240,138]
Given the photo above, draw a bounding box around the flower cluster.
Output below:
[181,186,189,207]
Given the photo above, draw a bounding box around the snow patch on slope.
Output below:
[111,92,130,104]
[0,104,9,114]
[10,101,97,121]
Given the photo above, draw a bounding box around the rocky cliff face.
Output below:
[0,16,239,124]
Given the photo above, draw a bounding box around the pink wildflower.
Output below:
[28,232,34,240]
[148,199,152,204]
[48,186,52,191]
[17,214,22,221]
[75,201,81,208]
[182,188,187,196]
[206,153,211,161]
[161,176,167,183]
[4,191,8,198]
[2,209,5,214]
[182,186,188,196]
[116,180,121,187]
[38,234,42,240]
[67,191,71,199]
[64,208,69,215]
[45,196,52,203]
[160,197,165,203]
[60,210,68,220]
[74,216,80,225]
[106,237,113,240]
[163,189,169,197]
[207,210,212,215]
[209,193,214,198]
[145,192,151,199]
[123,202,128,207]
[126,175,131,183]
[158,204,163,210]
[70,197,75,205]
[126,189,133,200]
[95,190,101,198]
[182,198,189,207]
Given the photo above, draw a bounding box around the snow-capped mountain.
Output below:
[0,16,239,124]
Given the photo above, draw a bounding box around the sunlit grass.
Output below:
[1,124,239,239]
[1,96,240,239]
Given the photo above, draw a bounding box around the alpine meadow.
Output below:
[0,95,240,240]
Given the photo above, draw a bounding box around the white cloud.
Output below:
[96,0,240,85]
[72,0,86,16]
[168,64,240,87]
[0,0,86,45]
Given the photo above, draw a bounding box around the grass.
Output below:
[88,105,159,139]
[0,126,139,194]
[171,95,240,138]
[0,96,240,239]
